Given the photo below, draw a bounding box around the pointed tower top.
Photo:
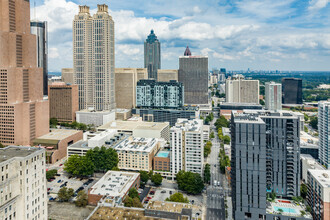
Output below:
[184,46,192,56]
[146,29,159,43]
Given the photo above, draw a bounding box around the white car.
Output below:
[214,180,217,186]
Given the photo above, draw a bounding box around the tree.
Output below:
[223,135,231,145]
[75,190,88,207]
[140,170,149,183]
[64,155,94,177]
[176,171,204,195]
[0,143,5,148]
[128,188,139,199]
[132,197,143,208]
[204,164,211,184]
[50,118,58,127]
[123,196,133,207]
[85,146,119,173]
[46,169,58,181]
[57,187,74,202]
[214,116,229,130]
[309,117,318,130]
[151,173,163,186]
[165,192,189,203]
[204,141,212,157]
[304,125,308,133]
[300,183,307,199]
[259,99,265,106]
[210,132,215,139]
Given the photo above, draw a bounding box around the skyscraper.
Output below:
[318,101,330,169]
[265,82,282,111]
[144,30,161,80]
[31,20,48,96]
[0,0,49,146]
[73,5,116,111]
[231,110,301,219]
[282,78,303,104]
[178,47,208,104]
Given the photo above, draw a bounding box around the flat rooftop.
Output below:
[172,119,203,132]
[113,137,158,153]
[35,129,81,141]
[308,169,330,188]
[98,120,169,131]
[267,199,312,218]
[89,171,140,197]
[89,207,156,220]
[77,109,115,113]
[0,146,42,163]
[147,201,196,214]
[155,151,170,158]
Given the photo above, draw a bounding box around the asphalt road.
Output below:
[206,117,226,220]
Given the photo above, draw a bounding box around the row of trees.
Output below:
[57,187,88,207]
[50,118,95,131]
[214,116,230,130]
[218,127,231,145]
[219,149,230,174]
[176,171,204,195]
[139,170,163,186]
[64,146,119,177]
[203,164,211,184]
[165,192,189,203]
[124,188,143,208]
[204,141,212,158]
[204,113,214,125]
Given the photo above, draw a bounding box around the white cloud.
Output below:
[308,0,330,10]
[48,48,59,59]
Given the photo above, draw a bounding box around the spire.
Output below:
[184,46,192,56]
[146,29,158,43]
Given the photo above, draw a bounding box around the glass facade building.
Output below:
[144,30,161,80]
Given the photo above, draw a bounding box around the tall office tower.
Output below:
[144,30,161,80]
[157,69,178,82]
[115,68,147,109]
[48,82,79,122]
[318,101,330,169]
[178,48,208,104]
[73,5,116,111]
[225,75,260,104]
[231,110,301,219]
[0,146,47,220]
[265,82,282,111]
[170,119,204,176]
[31,21,48,96]
[61,68,74,84]
[136,79,184,109]
[0,0,49,146]
[282,78,303,104]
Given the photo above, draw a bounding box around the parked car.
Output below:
[169,191,173,195]
[161,190,166,193]
[57,179,62,183]
[149,191,155,195]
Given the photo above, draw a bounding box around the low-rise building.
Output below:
[33,129,83,163]
[203,125,210,141]
[113,137,163,171]
[88,171,140,206]
[153,150,170,172]
[115,109,132,121]
[307,170,330,220]
[76,109,116,127]
[0,146,47,220]
[98,120,170,142]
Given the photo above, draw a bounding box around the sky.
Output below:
[31,0,330,72]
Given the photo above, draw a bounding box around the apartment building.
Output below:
[318,101,330,169]
[265,82,282,111]
[0,146,47,220]
[170,119,204,176]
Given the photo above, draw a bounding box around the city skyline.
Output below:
[31,0,330,72]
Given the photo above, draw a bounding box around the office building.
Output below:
[307,169,330,220]
[157,69,178,82]
[76,109,116,127]
[33,129,83,164]
[73,5,115,111]
[48,82,78,122]
[0,0,49,146]
[98,120,170,142]
[282,78,303,104]
[231,110,302,219]
[178,47,208,104]
[115,68,147,109]
[170,119,204,176]
[0,146,47,220]
[113,137,163,171]
[132,107,198,127]
[88,171,140,206]
[136,79,184,109]
[30,20,48,96]
[265,82,282,111]
[115,109,132,121]
[225,76,259,104]
[61,68,74,84]
[319,101,330,169]
[144,30,161,80]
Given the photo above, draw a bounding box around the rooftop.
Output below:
[89,207,156,220]
[89,171,140,198]
[34,129,81,141]
[308,169,330,188]
[172,119,203,132]
[155,151,170,158]
[98,120,169,132]
[147,200,195,214]
[77,109,116,114]
[113,137,158,153]
[0,146,43,163]
[301,154,325,170]
[267,199,312,219]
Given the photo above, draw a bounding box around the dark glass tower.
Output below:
[282,78,303,104]
[144,30,161,80]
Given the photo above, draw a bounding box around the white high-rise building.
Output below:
[0,146,47,220]
[225,75,259,104]
[73,5,115,111]
[319,101,330,169]
[265,82,282,111]
[170,119,204,176]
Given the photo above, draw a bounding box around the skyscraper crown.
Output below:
[184,46,192,56]
[146,29,159,43]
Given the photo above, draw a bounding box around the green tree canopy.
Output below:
[223,135,231,145]
[300,184,307,199]
[57,187,74,202]
[176,171,204,195]
[75,190,88,207]
[309,117,318,130]
[215,116,229,130]
[165,192,189,203]
[85,146,119,172]
[128,188,139,199]
[64,155,94,177]
[123,196,133,207]
[46,169,58,181]
[139,170,149,183]
[132,197,143,208]
[151,173,163,186]
[204,164,211,184]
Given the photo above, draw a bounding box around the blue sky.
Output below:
[31,0,330,71]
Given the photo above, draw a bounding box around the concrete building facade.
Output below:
[282,78,303,104]
[61,68,74,84]
[30,20,48,96]
[73,5,115,111]
[225,76,259,104]
[115,68,147,109]
[48,82,78,122]
[76,109,116,127]
[0,146,48,220]
[318,101,330,169]
[144,30,160,80]
[157,69,178,82]
[265,82,282,111]
[0,0,49,146]
[136,79,184,109]
[231,110,301,220]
